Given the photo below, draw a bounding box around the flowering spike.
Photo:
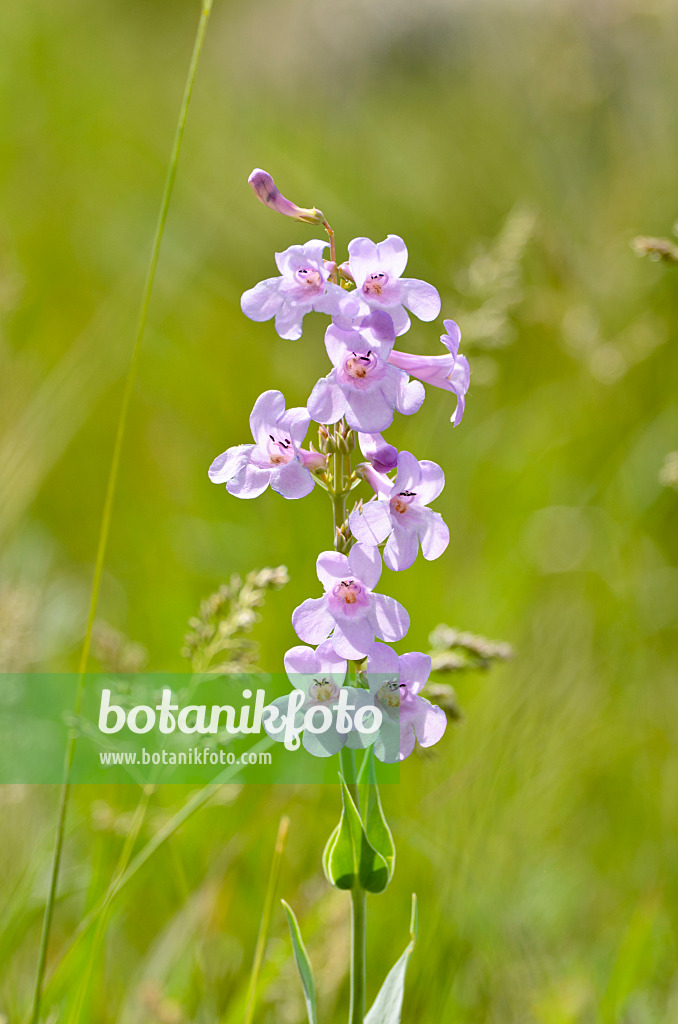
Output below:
[248,168,326,225]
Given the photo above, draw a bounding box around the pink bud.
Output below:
[299,447,328,472]
[248,169,325,225]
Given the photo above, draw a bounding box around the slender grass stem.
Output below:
[28,5,214,1021]
[243,815,290,1024]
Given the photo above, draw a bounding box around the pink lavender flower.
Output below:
[358,431,398,474]
[248,168,325,225]
[365,644,447,762]
[349,451,449,571]
[241,239,358,341]
[388,319,470,426]
[292,544,409,660]
[307,312,424,433]
[262,640,376,757]
[209,390,320,500]
[347,234,441,336]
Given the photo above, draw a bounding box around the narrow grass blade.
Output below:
[364,895,418,1024]
[281,900,318,1024]
[28,5,214,1021]
[243,815,290,1024]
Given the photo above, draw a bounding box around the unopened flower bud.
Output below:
[336,433,352,455]
[248,169,325,225]
[299,447,328,472]
[338,261,354,283]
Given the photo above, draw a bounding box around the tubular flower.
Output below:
[209,390,318,500]
[347,234,441,336]
[307,312,424,433]
[292,544,409,660]
[262,641,375,757]
[357,431,399,474]
[241,239,359,341]
[248,168,325,225]
[388,319,470,426]
[365,644,447,762]
[349,451,449,571]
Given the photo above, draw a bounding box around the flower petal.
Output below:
[372,717,413,763]
[398,652,431,695]
[365,642,400,679]
[349,501,392,547]
[368,594,409,642]
[393,373,425,418]
[357,311,396,358]
[273,304,305,341]
[317,551,350,589]
[275,240,327,276]
[208,444,252,484]
[307,374,346,425]
[416,460,445,504]
[343,689,379,749]
[226,463,271,499]
[343,385,395,433]
[292,597,334,645]
[262,695,303,743]
[303,721,346,757]
[331,617,377,660]
[376,235,409,278]
[324,323,357,367]
[284,644,320,679]
[417,511,450,561]
[278,406,311,446]
[402,278,441,321]
[441,319,461,359]
[315,638,349,677]
[383,526,419,572]
[410,697,447,748]
[393,451,422,493]
[348,542,382,589]
[241,279,283,322]
[347,236,379,287]
[270,460,314,499]
[249,390,286,445]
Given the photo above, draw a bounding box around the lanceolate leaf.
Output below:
[281,900,318,1024]
[323,774,390,893]
[364,895,419,1024]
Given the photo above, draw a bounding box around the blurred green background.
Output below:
[2,0,678,1020]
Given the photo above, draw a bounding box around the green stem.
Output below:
[331,438,348,548]
[339,748,365,1023]
[27,6,213,1022]
[349,887,367,1024]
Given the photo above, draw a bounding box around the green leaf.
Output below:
[364,894,419,1024]
[281,900,317,1024]
[362,749,396,885]
[323,775,390,893]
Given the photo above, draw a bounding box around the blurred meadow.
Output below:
[2,0,678,1020]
